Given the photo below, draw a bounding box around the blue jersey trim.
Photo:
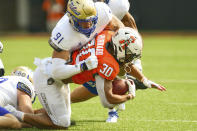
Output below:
[17,82,31,97]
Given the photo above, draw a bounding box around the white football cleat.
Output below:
[106,111,118,123]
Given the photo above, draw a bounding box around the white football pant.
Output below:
[33,67,71,127]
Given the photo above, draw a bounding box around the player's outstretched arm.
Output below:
[51,50,98,80]
[125,63,166,91]
[142,77,166,91]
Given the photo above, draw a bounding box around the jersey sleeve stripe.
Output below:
[17,82,31,97]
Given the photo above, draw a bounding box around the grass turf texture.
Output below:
[1,34,197,131]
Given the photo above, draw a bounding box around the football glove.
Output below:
[125,79,136,97]
[80,55,98,71]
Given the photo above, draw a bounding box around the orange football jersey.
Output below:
[71,30,120,84]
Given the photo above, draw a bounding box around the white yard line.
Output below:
[137,119,197,123]
[169,102,197,106]
[156,79,197,84]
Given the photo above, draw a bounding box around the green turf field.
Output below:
[1,34,197,131]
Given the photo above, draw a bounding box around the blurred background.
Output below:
[0,0,197,34]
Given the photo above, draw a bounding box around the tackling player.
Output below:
[0,66,35,129]
[49,0,124,82]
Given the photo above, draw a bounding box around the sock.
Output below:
[108,108,116,112]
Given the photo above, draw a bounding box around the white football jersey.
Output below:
[50,2,112,52]
[92,0,130,20]
[0,76,34,108]
[108,0,130,20]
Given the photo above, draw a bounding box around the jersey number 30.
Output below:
[100,64,113,77]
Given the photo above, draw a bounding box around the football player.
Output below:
[0,66,35,129]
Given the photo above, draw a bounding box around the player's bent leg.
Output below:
[23,111,67,129]
[36,84,71,127]
[71,85,97,103]
[5,104,66,129]
[33,67,71,128]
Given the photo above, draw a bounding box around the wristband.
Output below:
[142,77,151,88]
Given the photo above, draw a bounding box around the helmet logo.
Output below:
[69,1,80,15]
[119,36,136,49]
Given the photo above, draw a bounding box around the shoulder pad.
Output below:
[48,39,63,52]
[17,82,32,97]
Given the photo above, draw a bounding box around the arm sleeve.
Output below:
[51,58,82,80]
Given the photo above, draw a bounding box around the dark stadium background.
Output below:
[0,0,196,33]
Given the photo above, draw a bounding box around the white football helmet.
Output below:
[112,27,142,64]
[11,66,33,83]
[67,0,98,37]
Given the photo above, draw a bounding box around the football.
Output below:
[112,79,129,95]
